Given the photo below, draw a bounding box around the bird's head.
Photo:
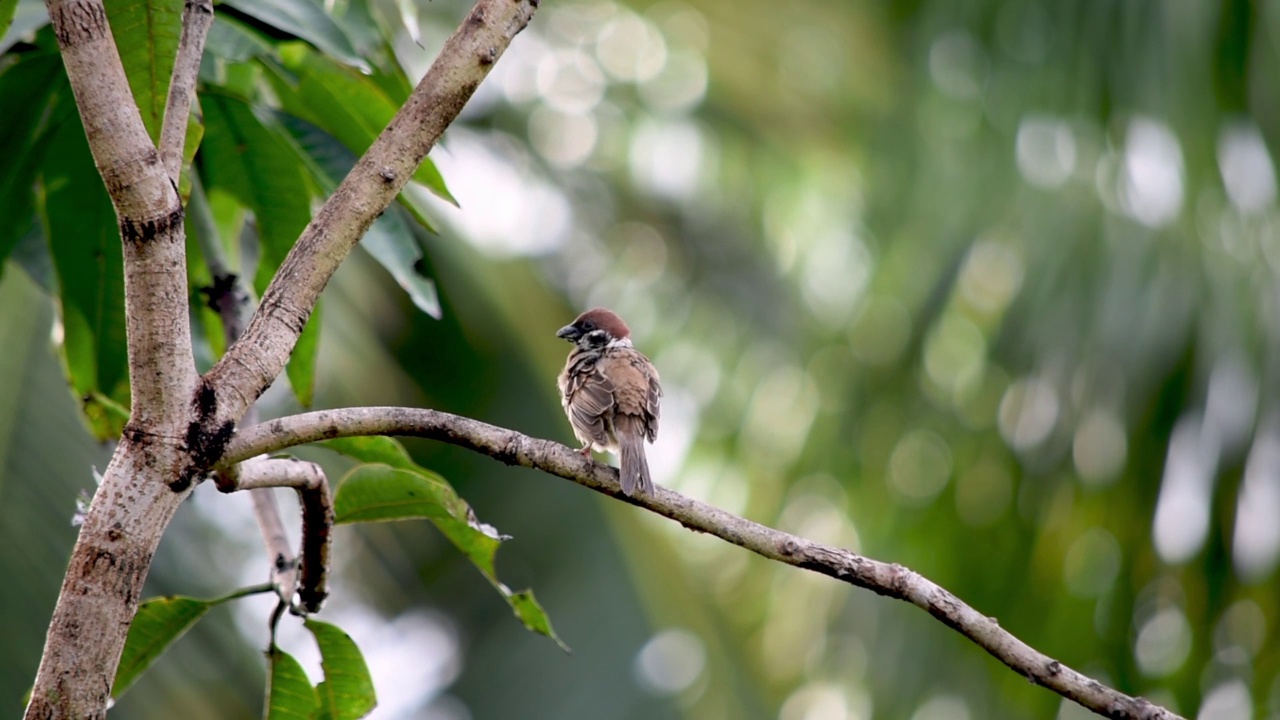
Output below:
[556,308,632,350]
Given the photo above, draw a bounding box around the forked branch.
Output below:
[223,407,1183,720]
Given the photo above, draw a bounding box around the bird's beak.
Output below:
[556,324,581,341]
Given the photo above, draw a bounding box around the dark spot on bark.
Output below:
[90,545,116,568]
[52,0,108,46]
[479,47,497,65]
[121,421,146,444]
[175,419,235,491]
[193,381,218,420]
[185,0,212,15]
[380,168,396,184]
[168,474,194,493]
[469,7,485,25]
[213,471,235,493]
[120,206,184,245]
[105,523,124,542]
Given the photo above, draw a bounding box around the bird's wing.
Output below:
[564,353,616,444]
[600,349,661,442]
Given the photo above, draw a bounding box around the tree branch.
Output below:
[199,0,539,428]
[46,0,197,428]
[159,0,213,183]
[29,1,532,715]
[216,457,332,613]
[27,2,206,717]
[223,407,1184,720]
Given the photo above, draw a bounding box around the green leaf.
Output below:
[205,14,274,63]
[305,619,376,720]
[177,108,204,202]
[112,585,273,701]
[104,0,182,143]
[265,647,319,720]
[275,112,441,318]
[200,93,312,292]
[221,0,367,71]
[0,0,19,48]
[0,52,65,282]
[508,590,565,650]
[273,44,456,205]
[359,218,441,319]
[287,299,319,407]
[113,597,212,699]
[200,92,318,406]
[38,95,131,440]
[325,437,568,650]
[333,464,471,525]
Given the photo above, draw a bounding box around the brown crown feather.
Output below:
[573,307,631,339]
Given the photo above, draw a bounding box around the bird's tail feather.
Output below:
[617,417,653,496]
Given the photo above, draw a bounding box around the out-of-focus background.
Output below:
[2,0,1279,718]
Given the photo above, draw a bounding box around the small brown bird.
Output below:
[556,308,662,496]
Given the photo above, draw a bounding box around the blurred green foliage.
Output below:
[1,0,1278,718]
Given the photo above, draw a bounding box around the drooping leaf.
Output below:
[177,109,204,202]
[324,437,567,650]
[0,0,19,52]
[358,219,440,318]
[276,112,441,318]
[265,647,319,720]
[333,465,470,526]
[200,92,318,405]
[200,93,312,292]
[508,590,564,650]
[112,596,212,699]
[204,14,275,63]
[304,619,376,720]
[38,97,130,439]
[221,0,367,71]
[272,44,456,205]
[287,300,320,407]
[104,0,182,143]
[0,52,65,282]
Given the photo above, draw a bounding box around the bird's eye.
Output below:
[580,320,595,331]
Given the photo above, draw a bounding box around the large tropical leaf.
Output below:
[112,596,212,699]
[104,0,182,142]
[305,619,376,720]
[199,92,319,405]
[265,647,319,720]
[220,0,366,71]
[0,51,65,282]
[277,112,441,318]
[272,43,455,204]
[37,93,130,439]
[325,436,566,650]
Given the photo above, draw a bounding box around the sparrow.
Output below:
[556,308,662,496]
